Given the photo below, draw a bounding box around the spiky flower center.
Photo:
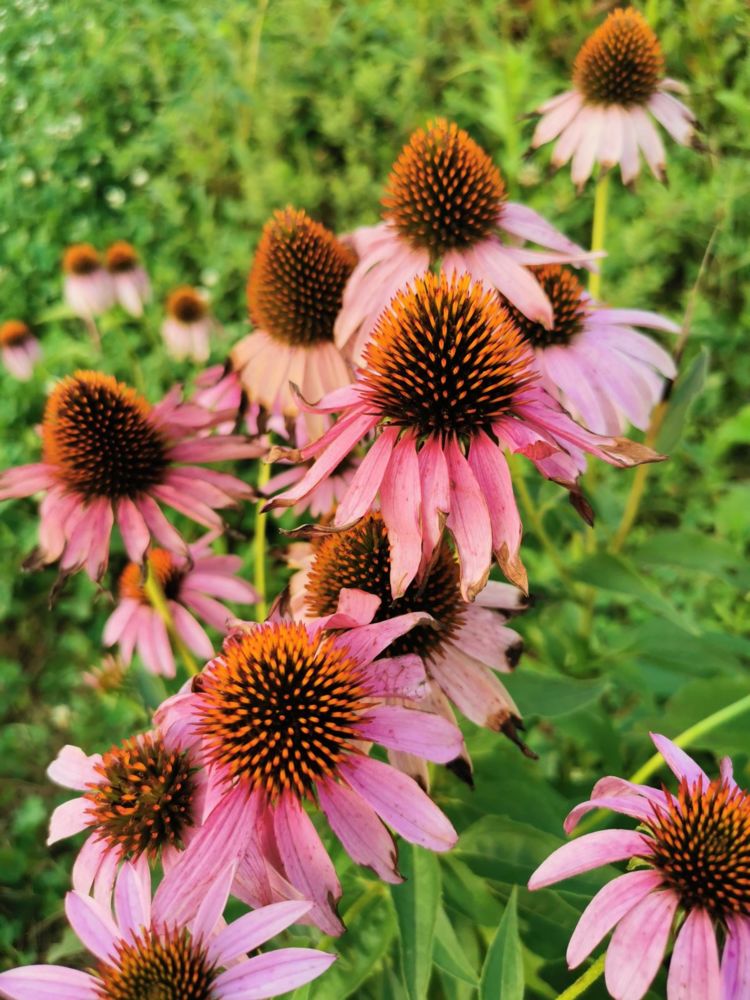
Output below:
[42,371,168,499]
[360,271,536,438]
[501,265,587,349]
[63,243,102,276]
[247,207,356,348]
[573,8,664,107]
[106,241,141,274]
[197,622,369,798]
[382,119,505,258]
[0,320,32,348]
[119,549,185,604]
[167,286,208,324]
[646,779,750,919]
[85,734,197,859]
[305,513,464,658]
[95,926,218,1000]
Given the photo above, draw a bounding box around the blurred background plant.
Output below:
[0,0,748,996]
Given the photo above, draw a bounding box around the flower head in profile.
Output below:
[0,320,40,381]
[287,513,529,784]
[267,271,663,599]
[162,285,214,362]
[105,240,151,317]
[104,534,258,678]
[62,243,114,318]
[530,7,699,187]
[46,732,203,904]
[0,370,262,582]
[155,609,461,934]
[335,118,594,364]
[528,733,749,1000]
[232,207,355,439]
[0,861,336,1000]
[502,265,679,434]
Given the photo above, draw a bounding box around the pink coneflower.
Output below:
[154,612,461,934]
[0,320,40,381]
[192,362,289,439]
[530,8,699,187]
[287,513,529,782]
[104,535,258,678]
[502,264,679,434]
[0,371,262,582]
[335,118,594,364]
[62,243,114,318]
[162,286,214,362]
[105,240,151,317]
[265,453,361,520]
[232,208,354,439]
[267,272,662,599]
[528,733,750,1000]
[45,732,205,905]
[0,860,336,1000]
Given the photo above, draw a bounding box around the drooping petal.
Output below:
[113,861,151,943]
[213,948,337,1000]
[667,907,721,1000]
[318,778,401,884]
[334,425,398,526]
[604,890,680,1000]
[191,863,236,942]
[444,435,492,601]
[528,830,650,890]
[64,891,119,963]
[417,433,451,568]
[356,705,464,763]
[116,497,151,563]
[0,966,98,999]
[208,900,313,967]
[380,431,422,598]
[334,611,433,665]
[721,915,750,999]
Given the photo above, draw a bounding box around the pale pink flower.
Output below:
[285,512,530,786]
[528,733,750,1000]
[0,370,263,583]
[530,7,699,187]
[265,453,361,520]
[105,240,151,317]
[335,118,594,365]
[0,860,336,1000]
[153,604,461,935]
[45,731,207,906]
[0,320,40,381]
[62,243,115,318]
[192,362,289,439]
[104,534,259,678]
[266,272,662,599]
[233,207,354,439]
[162,286,214,362]
[502,264,679,434]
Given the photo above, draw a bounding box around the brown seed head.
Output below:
[0,320,33,348]
[95,926,218,1000]
[501,265,587,348]
[382,119,505,258]
[105,241,141,274]
[573,8,664,107]
[167,286,208,324]
[63,243,102,276]
[119,549,185,603]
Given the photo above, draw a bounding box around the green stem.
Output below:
[511,457,574,588]
[143,562,199,676]
[556,954,605,999]
[574,693,750,836]
[254,461,271,619]
[588,171,610,300]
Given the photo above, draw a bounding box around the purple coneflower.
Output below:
[105,240,151,317]
[0,320,40,381]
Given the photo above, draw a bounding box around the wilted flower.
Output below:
[501,264,679,434]
[104,535,258,678]
[0,861,336,1000]
[0,371,262,582]
[267,272,662,598]
[530,8,699,187]
[232,208,354,438]
[335,118,594,364]
[62,243,114,318]
[155,611,461,934]
[287,513,529,785]
[105,240,151,317]
[0,319,40,381]
[162,285,213,362]
[528,733,749,1000]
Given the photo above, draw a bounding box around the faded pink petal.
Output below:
[318,778,401,884]
[47,797,91,845]
[604,890,679,1000]
[444,435,492,601]
[649,733,709,789]
[356,705,463,763]
[213,948,337,1000]
[528,829,650,890]
[208,900,313,967]
[380,431,422,597]
[721,915,750,999]
[667,907,721,1000]
[0,966,98,999]
[64,891,119,963]
[47,745,100,790]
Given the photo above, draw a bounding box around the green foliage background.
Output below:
[1,0,749,996]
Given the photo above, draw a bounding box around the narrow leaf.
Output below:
[480,887,524,1000]
[391,843,441,1000]
[433,906,479,986]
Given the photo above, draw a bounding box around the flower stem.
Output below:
[609,404,666,553]
[254,460,271,619]
[143,562,199,676]
[588,171,610,300]
[556,954,606,999]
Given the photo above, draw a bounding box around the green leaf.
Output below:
[391,844,441,1000]
[480,888,524,1000]
[433,906,479,986]
[503,668,607,719]
[657,346,709,452]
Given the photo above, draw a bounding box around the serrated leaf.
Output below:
[480,887,524,1000]
[433,906,479,986]
[391,844,441,1000]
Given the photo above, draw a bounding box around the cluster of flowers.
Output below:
[2,10,746,1000]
